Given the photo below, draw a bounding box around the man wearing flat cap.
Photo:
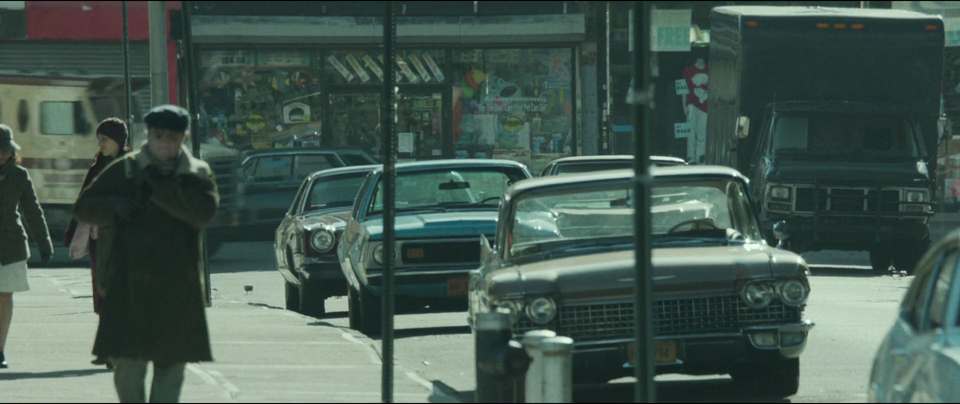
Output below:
[74,105,219,403]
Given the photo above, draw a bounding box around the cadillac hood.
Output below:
[485,244,807,300]
[363,211,498,240]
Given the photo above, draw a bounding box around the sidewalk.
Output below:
[1,268,431,403]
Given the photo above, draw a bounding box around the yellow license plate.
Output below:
[628,341,678,366]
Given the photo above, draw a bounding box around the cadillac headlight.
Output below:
[372,244,384,265]
[495,300,524,319]
[310,230,336,253]
[741,282,775,309]
[777,280,809,307]
[768,185,792,201]
[525,297,558,325]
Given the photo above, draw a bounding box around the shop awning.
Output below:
[190,14,586,45]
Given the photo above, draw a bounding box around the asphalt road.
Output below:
[212,243,913,403]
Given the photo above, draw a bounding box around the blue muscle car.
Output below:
[338,159,532,335]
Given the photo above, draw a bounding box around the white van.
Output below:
[0,76,101,240]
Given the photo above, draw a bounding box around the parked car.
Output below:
[275,165,378,316]
[869,231,960,403]
[338,159,532,335]
[208,147,377,248]
[539,155,687,176]
[469,166,814,397]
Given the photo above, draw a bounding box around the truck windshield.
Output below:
[770,112,921,162]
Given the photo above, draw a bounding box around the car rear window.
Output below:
[252,156,293,182]
[556,161,632,175]
[294,154,339,179]
[340,153,377,165]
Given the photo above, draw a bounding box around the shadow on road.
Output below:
[435,378,793,403]
[315,311,348,320]
[807,265,909,279]
[577,378,792,403]
[370,326,472,340]
[0,368,110,381]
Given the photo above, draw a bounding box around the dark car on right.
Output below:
[539,154,686,176]
[470,166,813,397]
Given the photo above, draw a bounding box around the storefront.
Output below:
[191,13,584,172]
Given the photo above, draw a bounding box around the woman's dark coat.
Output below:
[0,160,53,265]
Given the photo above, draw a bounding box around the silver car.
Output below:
[869,231,960,402]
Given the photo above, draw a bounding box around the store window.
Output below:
[451,48,574,173]
[197,48,324,152]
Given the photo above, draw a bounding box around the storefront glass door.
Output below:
[327,89,446,161]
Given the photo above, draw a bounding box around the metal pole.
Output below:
[181,1,199,154]
[179,1,210,307]
[475,312,517,403]
[539,336,574,403]
[148,0,169,105]
[632,1,655,402]
[122,0,132,124]
[382,2,397,402]
[522,330,557,403]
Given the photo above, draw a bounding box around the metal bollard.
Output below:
[540,336,574,403]
[476,312,530,403]
[522,330,557,403]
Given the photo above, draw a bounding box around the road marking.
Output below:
[212,340,350,346]
[208,364,367,370]
[187,363,239,402]
[340,331,383,365]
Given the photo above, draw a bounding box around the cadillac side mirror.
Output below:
[736,116,751,139]
[773,220,790,249]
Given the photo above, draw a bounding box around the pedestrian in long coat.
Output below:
[64,117,129,368]
[0,124,54,369]
[74,105,218,403]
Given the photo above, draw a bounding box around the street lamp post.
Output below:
[632,1,656,402]
[381,2,398,403]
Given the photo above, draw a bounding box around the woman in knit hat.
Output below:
[64,117,129,368]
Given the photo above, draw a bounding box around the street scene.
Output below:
[3,1,960,403]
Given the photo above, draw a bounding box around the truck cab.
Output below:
[705,6,945,273]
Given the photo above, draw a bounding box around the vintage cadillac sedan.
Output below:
[469,166,814,397]
[339,159,532,335]
[275,165,378,316]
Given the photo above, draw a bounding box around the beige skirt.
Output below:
[0,260,29,293]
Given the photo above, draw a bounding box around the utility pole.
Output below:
[149,0,169,106]
[381,2,398,402]
[122,1,132,124]
[631,1,655,402]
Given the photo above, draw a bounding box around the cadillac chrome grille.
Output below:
[514,295,801,342]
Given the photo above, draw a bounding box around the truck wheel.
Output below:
[894,237,930,276]
[298,279,327,317]
[732,358,800,398]
[870,247,893,274]
[284,281,299,312]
